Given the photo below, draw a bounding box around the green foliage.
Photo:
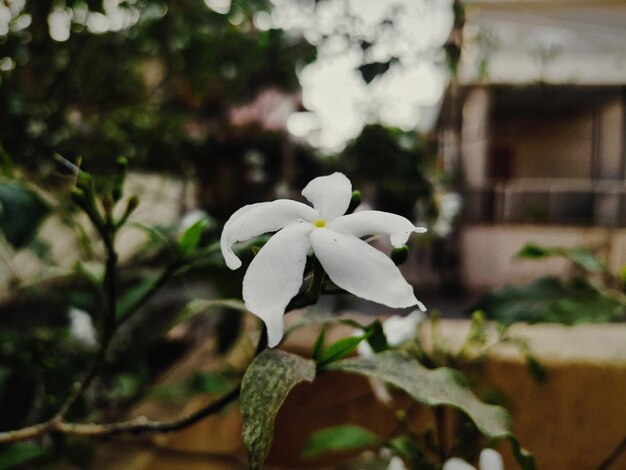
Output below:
[178,218,208,256]
[240,349,316,470]
[315,333,369,367]
[474,276,625,325]
[0,0,317,214]
[0,442,43,470]
[302,424,380,460]
[343,124,434,218]
[325,351,535,470]
[0,181,50,248]
[516,243,608,274]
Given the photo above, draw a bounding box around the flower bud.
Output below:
[391,245,409,265]
[347,190,361,214]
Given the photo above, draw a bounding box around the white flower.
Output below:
[443,449,504,470]
[357,309,426,356]
[221,172,427,347]
[387,455,408,470]
[68,307,98,348]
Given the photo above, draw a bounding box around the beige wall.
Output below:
[460,225,626,290]
[94,318,626,470]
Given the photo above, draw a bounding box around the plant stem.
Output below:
[0,386,241,444]
[435,406,448,462]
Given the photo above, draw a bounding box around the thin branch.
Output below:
[117,260,181,325]
[58,385,241,436]
[598,436,626,470]
[0,386,241,444]
[435,406,448,462]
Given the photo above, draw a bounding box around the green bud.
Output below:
[116,156,128,171]
[70,187,86,205]
[471,310,486,325]
[126,195,139,214]
[395,409,407,423]
[116,195,140,228]
[112,156,128,202]
[391,245,409,265]
[347,190,361,214]
[76,172,93,192]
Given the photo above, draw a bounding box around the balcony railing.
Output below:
[463,178,626,226]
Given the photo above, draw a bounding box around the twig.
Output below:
[0,386,240,444]
[598,436,626,470]
[435,406,448,461]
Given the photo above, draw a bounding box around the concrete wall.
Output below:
[461,224,626,290]
[94,318,626,470]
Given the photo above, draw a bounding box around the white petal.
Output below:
[242,222,313,347]
[383,310,427,346]
[387,456,408,470]
[301,172,352,220]
[311,228,419,308]
[443,458,476,470]
[328,210,427,248]
[221,200,318,269]
[479,449,503,470]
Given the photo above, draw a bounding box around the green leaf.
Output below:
[0,442,44,470]
[516,243,608,274]
[325,351,535,470]
[473,276,625,325]
[178,218,208,255]
[316,333,369,367]
[302,424,380,459]
[567,247,608,273]
[0,182,50,249]
[311,327,327,361]
[358,60,393,83]
[515,243,557,260]
[365,320,388,353]
[241,349,316,470]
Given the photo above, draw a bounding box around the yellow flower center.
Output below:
[313,219,327,228]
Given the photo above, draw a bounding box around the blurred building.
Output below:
[441,0,626,291]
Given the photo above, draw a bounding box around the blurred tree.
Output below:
[342,124,434,219]
[0,0,317,217]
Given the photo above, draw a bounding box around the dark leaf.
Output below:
[325,351,535,470]
[241,349,316,470]
[473,276,625,325]
[0,443,44,470]
[0,182,50,249]
[358,61,392,84]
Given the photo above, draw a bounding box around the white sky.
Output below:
[274,0,454,151]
